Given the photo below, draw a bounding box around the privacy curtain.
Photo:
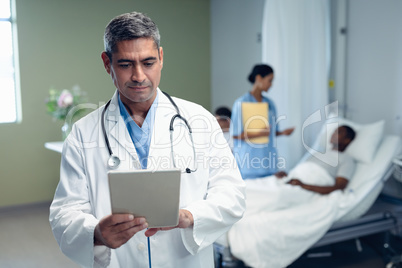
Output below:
[262,0,331,170]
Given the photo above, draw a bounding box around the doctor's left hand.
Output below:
[144,209,194,237]
[94,214,149,249]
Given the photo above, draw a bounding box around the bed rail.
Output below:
[313,211,398,248]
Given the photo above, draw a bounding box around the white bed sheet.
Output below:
[225,135,401,268]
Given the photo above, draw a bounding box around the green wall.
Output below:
[0,0,210,208]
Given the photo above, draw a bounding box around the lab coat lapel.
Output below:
[106,91,141,169]
[148,89,177,171]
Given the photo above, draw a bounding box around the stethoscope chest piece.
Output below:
[108,155,120,169]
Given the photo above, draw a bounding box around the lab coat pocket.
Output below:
[179,170,209,207]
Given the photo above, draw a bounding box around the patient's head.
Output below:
[215,106,232,132]
[330,125,356,152]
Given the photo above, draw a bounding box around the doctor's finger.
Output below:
[145,227,165,237]
[124,222,149,237]
[114,217,147,233]
[104,214,135,226]
[103,222,149,249]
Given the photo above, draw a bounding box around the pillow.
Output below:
[323,117,385,163]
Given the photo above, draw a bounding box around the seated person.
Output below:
[215,106,233,149]
[275,125,356,195]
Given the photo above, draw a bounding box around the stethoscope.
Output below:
[101,91,198,173]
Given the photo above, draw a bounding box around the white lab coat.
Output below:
[49,89,246,268]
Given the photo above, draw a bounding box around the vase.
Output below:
[61,121,71,140]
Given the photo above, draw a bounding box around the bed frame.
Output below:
[313,196,402,248]
[214,196,402,268]
[312,164,401,248]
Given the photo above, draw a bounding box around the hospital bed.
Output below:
[312,163,401,249]
[214,117,402,268]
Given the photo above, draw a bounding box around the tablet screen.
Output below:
[108,169,181,228]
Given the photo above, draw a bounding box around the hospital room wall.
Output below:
[345,0,402,135]
[210,0,265,112]
[0,0,210,208]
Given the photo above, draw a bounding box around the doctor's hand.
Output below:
[94,214,148,249]
[144,209,194,237]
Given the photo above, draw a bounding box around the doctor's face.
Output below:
[101,38,163,106]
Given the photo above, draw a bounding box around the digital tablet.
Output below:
[108,169,181,228]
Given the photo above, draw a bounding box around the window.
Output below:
[0,0,21,123]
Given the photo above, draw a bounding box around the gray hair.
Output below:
[103,12,160,61]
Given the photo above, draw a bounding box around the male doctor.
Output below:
[49,11,246,268]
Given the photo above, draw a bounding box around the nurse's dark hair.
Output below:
[248,64,274,83]
[340,125,356,141]
[103,11,160,61]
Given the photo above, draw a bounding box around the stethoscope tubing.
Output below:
[102,92,197,173]
[101,100,113,156]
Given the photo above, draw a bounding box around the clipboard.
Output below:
[108,169,181,228]
[241,102,269,144]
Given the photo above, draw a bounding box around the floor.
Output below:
[0,202,79,268]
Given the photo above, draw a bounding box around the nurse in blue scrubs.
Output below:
[230,64,294,179]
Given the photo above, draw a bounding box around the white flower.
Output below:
[57,89,73,108]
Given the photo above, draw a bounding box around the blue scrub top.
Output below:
[118,91,158,169]
[230,92,279,179]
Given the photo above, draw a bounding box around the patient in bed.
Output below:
[215,106,233,150]
[275,125,356,195]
